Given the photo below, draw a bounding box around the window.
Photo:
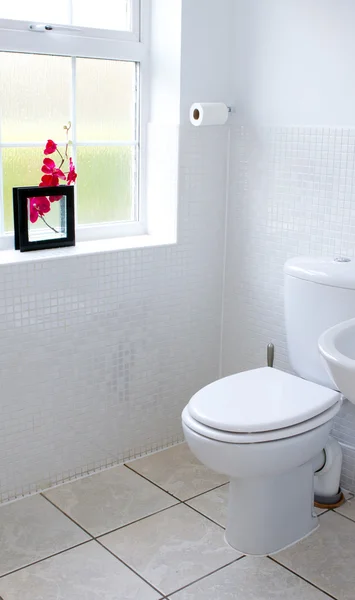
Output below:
[0,0,148,248]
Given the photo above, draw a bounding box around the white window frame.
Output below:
[0,0,150,249]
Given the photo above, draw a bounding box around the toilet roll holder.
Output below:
[190,103,234,126]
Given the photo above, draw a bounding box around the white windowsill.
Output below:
[0,234,176,266]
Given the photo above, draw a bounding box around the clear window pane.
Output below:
[76,59,136,142]
[1,0,132,31]
[76,146,134,225]
[3,147,45,232]
[0,53,71,143]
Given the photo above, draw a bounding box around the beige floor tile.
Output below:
[187,484,229,527]
[0,541,161,600]
[186,485,351,529]
[314,507,328,516]
[168,556,332,599]
[342,489,354,501]
[44,465,176,537]
[275,510,355,600]
[335,496,355,522]
[314,488,353,516]
[128,443,228,501]
[0,495,89,577]
[100,503,240,597]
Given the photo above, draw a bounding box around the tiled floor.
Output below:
[0,443,354,599]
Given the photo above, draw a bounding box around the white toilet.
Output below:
[182,256,355,556]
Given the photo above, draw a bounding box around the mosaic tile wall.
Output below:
[222,126,355,492]
[5,123,355,501]
[0,126,228,503]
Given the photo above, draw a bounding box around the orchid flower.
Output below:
[29,197,51,223]
[43,139,57,155]
[30,122,77,232]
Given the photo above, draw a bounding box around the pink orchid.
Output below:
[29,197,51,223]
[67,157,77,185]
[40,158,66,187]
[28,126,77,234]
[44,139,57,155]
[48,194,63,202]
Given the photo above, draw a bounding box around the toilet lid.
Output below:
[188,367,340,433]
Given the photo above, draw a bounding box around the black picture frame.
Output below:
[13,186,75,252]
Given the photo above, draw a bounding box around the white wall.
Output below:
[180,0,235,124]
[149,0,235,125]
[232,0,355,127]
[223,0,355,492]
[0,0,234,503]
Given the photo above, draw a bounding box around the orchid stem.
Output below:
[39,215,59,234]
[56,147,65,169]
[64,122,71,159]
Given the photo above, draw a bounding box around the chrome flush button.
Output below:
[334,257,351,263]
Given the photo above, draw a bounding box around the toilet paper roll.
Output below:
[189,103,229,127]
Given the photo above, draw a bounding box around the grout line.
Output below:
[42,471,229,542]
[42,490,181,541]
[342,490,354,500]
[330,510,355,525]
[0,540,91,580]
[94,537,164,597]
[40,493,95,539]
[181,502,225,530]
[124,463,183,502]
[96,503,182,540]
[166,556,245,598]
[183,481,229,503]
[40,469,236,596]
[125,462,229,506]
[268,557,338,600]
[124,441,186,467]
[0,442,187,507]
[1,497,165,596]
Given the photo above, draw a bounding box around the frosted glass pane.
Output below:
[0,53,71,143]
[1,0,69,25]
[72,0,130,31]
[76,59,135,142]
[3,147,45,232]
[77,146,134,225]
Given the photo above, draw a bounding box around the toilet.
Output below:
[182,256,355,555]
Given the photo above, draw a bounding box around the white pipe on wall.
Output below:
[314,436,343,498]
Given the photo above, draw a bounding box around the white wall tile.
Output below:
[0,126,228,503]
[222,125,355,492]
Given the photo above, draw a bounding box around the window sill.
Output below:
[0,234,176,266]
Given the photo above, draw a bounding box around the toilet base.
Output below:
[225,460,318,555]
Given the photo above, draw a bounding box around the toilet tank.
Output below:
[284,257,355,389]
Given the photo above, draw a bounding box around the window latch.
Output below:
[29,23,82,33]
[29,24,53,32]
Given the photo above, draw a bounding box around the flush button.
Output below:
[334,257,351,263]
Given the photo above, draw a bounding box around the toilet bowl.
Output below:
[182,256,355,555]
[182,367,342,556]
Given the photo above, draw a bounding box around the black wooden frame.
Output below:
[13,186,75,252]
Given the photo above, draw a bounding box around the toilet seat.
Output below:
[183,367,342,444]
[182,401,341,443]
